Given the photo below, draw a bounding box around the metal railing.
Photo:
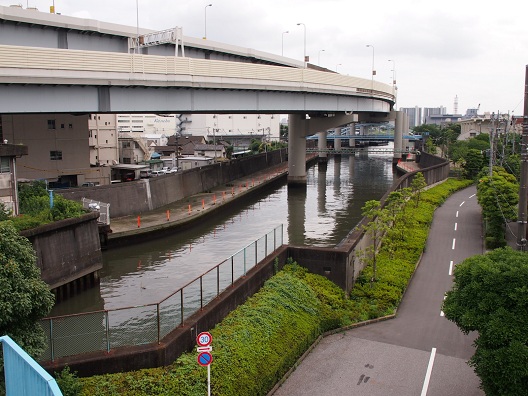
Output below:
[39,225,283,362]
[81,198,110,225]
[1,336,62,395]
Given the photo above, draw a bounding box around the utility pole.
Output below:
[517,65,528,251]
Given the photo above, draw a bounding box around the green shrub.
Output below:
[56,366,83,396]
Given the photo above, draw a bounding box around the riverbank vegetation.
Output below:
[72,177,472,396]
[1,181,86,231]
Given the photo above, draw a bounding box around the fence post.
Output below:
[157,304,161,344]
[180,289,184,326]
[216,266,220,297]
[231,256,234,286]
[200,276,204,310]
[274,227,277,251]
[265,233,268,257]
[243,247,247,276]
[255,240,258,267]
[105,311,110,353]
[49,319,54,362]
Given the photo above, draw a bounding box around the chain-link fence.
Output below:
[40,225,283,362]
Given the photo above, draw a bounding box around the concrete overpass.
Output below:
[0,5,406,184]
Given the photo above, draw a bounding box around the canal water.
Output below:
[50,151,396,317]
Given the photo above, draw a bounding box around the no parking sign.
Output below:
[197,332,213,396]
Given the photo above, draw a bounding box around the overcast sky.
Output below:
[4,0,527,116]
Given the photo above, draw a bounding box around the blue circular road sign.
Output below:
[197,351,213,366]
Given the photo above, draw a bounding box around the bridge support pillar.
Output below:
[334,129,342,156]
[349,123,356,148]
[288,114,307,185]
[317,131,328,171]
[393,111,404,164]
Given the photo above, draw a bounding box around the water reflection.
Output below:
[51,153,396,316]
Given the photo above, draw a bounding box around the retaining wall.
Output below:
[20,212,103,291]
[58,149,287,218]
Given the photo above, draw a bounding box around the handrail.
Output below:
[0,44,395,103]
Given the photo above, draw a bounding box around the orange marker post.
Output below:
[188,204,192,215]
[137,216,141,228]
[202,199,205,209]
[222,191,226,201]
[213,194,216,204]
[166,210,170,221]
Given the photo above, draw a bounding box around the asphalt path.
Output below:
[273,185,485,396]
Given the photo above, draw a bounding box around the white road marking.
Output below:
[421,347,437,396]
[454,223,457,231]
[449,260,454,276]
[459,201,465,207]
[469,194,476,198]
[456,211,459,218]
[452,239,456,250]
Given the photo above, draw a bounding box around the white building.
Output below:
[179,113,280,148]
[88,114,119,166]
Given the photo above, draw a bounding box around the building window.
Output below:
[50,150,62,160]
[122,157,131,164]
[61,124,65,129]
[47,119,56,129]
[69,124,73,128]
[0,157,11,173]
[122,141,131,148]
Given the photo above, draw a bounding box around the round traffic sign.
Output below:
[196,331,213,347]
[197,351,213,366]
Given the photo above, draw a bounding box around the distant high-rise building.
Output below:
[399,106,422,129]
[423,106,447,120]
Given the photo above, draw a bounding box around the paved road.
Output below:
[273,185,485,396]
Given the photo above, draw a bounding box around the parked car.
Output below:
[166,167,180,174]
[160,167,171,173]
[140,169,152,178]
[151,170,166,177]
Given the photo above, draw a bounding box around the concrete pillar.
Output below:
[317,131,328,171]
[394,111,404,163]
[334,128,342,155]
[288,113,307,185]
[349,123,356,148]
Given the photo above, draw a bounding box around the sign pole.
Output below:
[208,364,211,396]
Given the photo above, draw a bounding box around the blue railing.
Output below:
[1,335,62,396]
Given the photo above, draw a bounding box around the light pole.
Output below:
[318,49,325,65]
[335,63,342,73]
[297,23,306,68]
[388,58,396,106]
[204,4,212,40]
[366,44,375,87]
[281,31,289,56]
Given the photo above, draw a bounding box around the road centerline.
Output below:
[421,347,437,396]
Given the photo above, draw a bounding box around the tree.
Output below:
[0,221,54,358]
[477,166,518,249]
[410,172,427,208]
[361,200,389,286]
[463,149,486,180]
[443,248,528,396]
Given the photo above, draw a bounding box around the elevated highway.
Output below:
[0,5,407,184]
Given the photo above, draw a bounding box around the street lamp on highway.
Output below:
[297,22,307,68]
[282,31,289,56]
[318,49,325,65]
[203,4,212,40]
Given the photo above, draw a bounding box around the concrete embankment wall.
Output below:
[58,149,287,218]
[20,212,103,297]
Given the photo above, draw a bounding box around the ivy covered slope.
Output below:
[80,264,353,396]
[78,178,472,396]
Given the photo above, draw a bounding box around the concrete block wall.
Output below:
[20,212,103,290]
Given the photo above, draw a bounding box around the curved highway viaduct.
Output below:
[0,5,406,184]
